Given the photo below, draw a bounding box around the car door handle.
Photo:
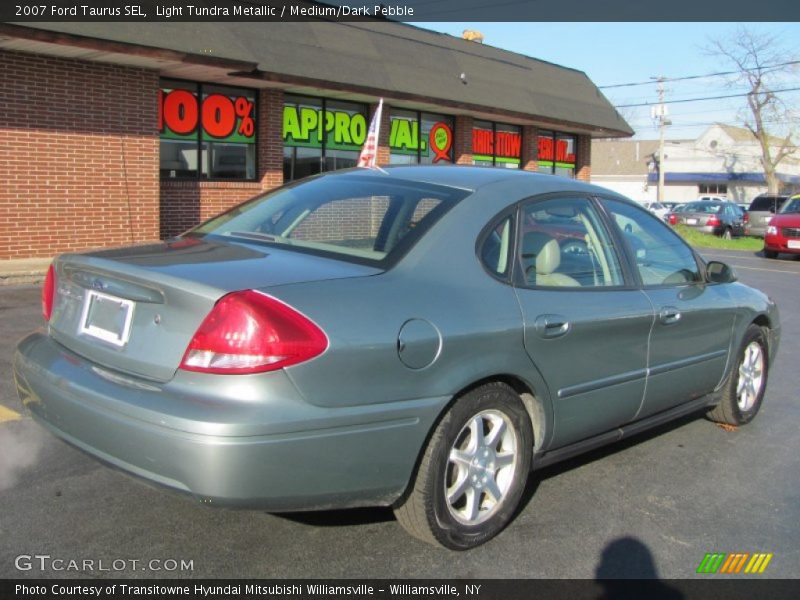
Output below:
[659,306,681,325]
[534,314,570,339]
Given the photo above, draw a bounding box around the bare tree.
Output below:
[707,27,799,194]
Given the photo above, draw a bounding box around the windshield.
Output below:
[188,174,470,266]
[779,197,800,214]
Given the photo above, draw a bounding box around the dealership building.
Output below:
[0,20,631,262]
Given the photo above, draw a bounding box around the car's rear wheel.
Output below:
[707,324,769,426]
[394,382,532,550]
[763,249,778,259]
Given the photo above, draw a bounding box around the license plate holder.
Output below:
[686,218,698,225]
[788,240,800,249]
[79,290,134,347]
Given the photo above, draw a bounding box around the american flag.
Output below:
[357,98,383,168]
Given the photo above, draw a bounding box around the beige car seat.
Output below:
[521,232,581,287]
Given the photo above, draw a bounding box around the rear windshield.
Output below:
[188,174,470,266]
[684,202,722,213]
[749,195,787,212]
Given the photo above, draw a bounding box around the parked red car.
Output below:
[764,194,800,258]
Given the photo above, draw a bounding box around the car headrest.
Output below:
[522,232,561,275]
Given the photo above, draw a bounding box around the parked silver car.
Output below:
[14,167,780,549]
[671,200,746,238]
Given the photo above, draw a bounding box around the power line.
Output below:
[615,86,800,108]
[599,60,800,89]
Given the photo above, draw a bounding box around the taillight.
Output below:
[743,212,749,224]
[180,290,327,375]
[42,264,55,321]
[668,214,677,225]
[707,215,721,227]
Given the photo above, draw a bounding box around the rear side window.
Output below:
[518,197,624,288]
[190,175,469,266]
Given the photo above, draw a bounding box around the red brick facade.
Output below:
[0,48,595,259]
[454,115,474,165]
[0,50,159,259]
[576,134,592,181]
[522,126,539,172]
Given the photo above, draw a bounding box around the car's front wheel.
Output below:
[707,324,769,426]
[763,249,778,259]
[394,382,533,550]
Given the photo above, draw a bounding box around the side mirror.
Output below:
[706,260,737,284]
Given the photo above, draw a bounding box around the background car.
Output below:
[669,200,746,238]
[764,194,800,258]
[14,167,779,550]
[640,201,669,221]
[747,193,789,237]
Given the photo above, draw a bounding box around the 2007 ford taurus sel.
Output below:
[14,167,780,549]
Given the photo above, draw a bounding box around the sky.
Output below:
[415,22,800,141]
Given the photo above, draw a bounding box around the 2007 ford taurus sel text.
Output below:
[13,167,780,549]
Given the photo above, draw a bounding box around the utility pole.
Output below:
[651,76,669,203]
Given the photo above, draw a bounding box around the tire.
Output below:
[763,249,778,259]
[707,324,769,426]
[394,382,533,550]
[722,228,733,240]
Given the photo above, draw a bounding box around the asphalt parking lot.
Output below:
[1,249,798,579]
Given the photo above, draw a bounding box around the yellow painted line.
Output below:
[0,405,24,423]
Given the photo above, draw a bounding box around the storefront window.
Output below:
[537,130,576,178]
[283,96,368,182]
[389,111,454,164]
[472,121,522,168]
[699,183,728,194]
[159,79,256,180]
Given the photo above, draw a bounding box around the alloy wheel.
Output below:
[445,410,519,525]
[737,341,765,412]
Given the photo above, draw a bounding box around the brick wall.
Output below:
[454,115,474,165]
[522,125,539,171]
[159,88,284,238]
[0,50,159,259]
[576,134,592,181]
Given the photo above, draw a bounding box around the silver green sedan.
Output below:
[13,167,780,550]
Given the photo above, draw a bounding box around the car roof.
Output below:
[320,165,623,199]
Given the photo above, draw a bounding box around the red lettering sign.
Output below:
[538,136,575,163]
[159,89,255,140]
[162,89,198,135]
[472,128,493,155]
[495,131,521,159]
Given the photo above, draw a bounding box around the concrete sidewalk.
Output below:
[0,258,51,286]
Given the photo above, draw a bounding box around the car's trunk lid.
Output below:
[48,237,381,382]
[676,211,716,226]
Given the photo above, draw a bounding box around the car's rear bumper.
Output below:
[13,331,448,510]
[764,234,800,254]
